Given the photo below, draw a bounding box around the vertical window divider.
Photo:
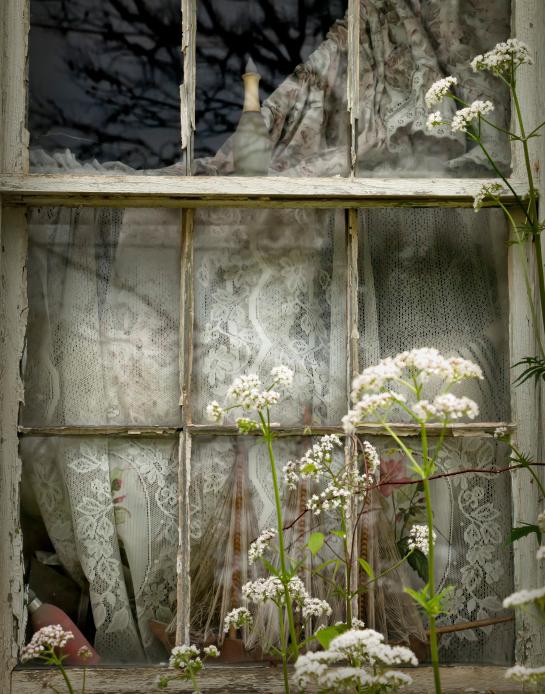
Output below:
[180,0,196,175]
[347,0,360,175]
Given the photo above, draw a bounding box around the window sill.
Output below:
[12,664,521,692]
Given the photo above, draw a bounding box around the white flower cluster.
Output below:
[344,350,482,433]
[270,365,294,388]
[505,665,545,683]
[493,425,509,439]
[283,435,343,489]
[308,469,373,515]
[169,644,201,670]
[227,373,280,410]
[205,400,224,423]
[294,628,417,693]
[223,606,253,633]
[20,625,74,663]
[407,524,436,556]
[503,585,545,609]
[451,100,494,133]
[473,182,504,211]
[248,528,277,564]
[471,39,533,76]
[242,576,331,621]
[536,546,545,561]
[203,645,219,657]
[426,111,443,130]
[425,76,458,108]
[362,440,380,476]
[412,394,479,422]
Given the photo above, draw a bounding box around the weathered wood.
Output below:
[11,665,523,693]
[0,0,29,173]
[0,174,528,208]
[0,208,28,694]
[347,0,360,173]
[186,422,516,438]
[180,0,196,173]
[18,426,180,438]
[510,0,545,669]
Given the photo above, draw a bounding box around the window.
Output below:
[0,0,543,691]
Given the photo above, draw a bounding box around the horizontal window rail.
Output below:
[0,175,529,208]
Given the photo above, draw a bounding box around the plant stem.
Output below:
[340,509,352,626]
[56,662,76,694]
[421,428,442,694]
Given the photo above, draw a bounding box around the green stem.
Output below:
[421,428,442,694]
[56,662,76,694]
[277,607,291,694]
[510,443,545,499]
[81,666,86,694]
[259,411,299,669]
[340,509,352,627]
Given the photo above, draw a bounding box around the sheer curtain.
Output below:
[22,208,181,661]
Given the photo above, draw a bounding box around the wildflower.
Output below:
[226,374,280,411]
[426,111,444,130]
[395,348,451,380]
[329,628,418,667]
[493,425,509,439]
[445,356,484,383]
[451,100,494,133]
[473,182,504,211]
[301,597,332,620]
[282,460,299,489]
[20,625,74,663]
[505,665,545,683]
[77,645,93,661]
[425,76,458,108]
[503,585,545,608]
[537,546,545,561]
[343,392,406,433]
[352,618,366,629]
[205,400,224,423]
[351,358,402,398]
[471,39,533,76]
[408,524,436,556]
[235,417,258,434]
[413,394,479,422]
[270,365,294,388]
[169,644,200,670]
[223,607,253,633]
[362,440,380,476]
[203,645,220,657]
[248,528,277,564]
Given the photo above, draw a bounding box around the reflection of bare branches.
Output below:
[30,0,345,166]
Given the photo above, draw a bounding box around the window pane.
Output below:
[29,0,182,172]
[191,208,347,425]
[356,0,511,177]
[23,208,181,426]
[193,0,349,176]
[20,436,178,663]
[189,435,349,648]
[358,208,510,421]
[367,435,513,664]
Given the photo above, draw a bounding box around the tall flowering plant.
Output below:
[427,39,545,382]
[343,348,483,694]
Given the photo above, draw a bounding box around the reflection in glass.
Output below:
[29,0,182,170]
[23,208,182,426]
[358,208,510,421]
[20,436,178,662]
[191,208,347,425]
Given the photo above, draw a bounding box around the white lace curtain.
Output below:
[23,0,514,663]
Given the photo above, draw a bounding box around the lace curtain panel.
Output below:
[22,0,514,665]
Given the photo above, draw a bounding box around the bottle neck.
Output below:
[27,589,43,614]
[242,72,261,113]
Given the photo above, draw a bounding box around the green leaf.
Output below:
[407,547,429,583]
[513,356,545,386]
[358,558,375,580]
[314,625,345,650]
[331,530,346,539]
[314,558,340,573]
[307,532,325,556]
[262,559,280,577]
[507,524,542,546]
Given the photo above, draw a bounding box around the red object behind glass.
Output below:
[27,590,101,666]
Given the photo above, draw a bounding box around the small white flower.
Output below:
[425,76,458,108]
[351,358,402,398]
[503,585,545,608]
[471,39,533,76]
[351,617,366,630]
[20,625,74,663]
[223,607,253,633]
[205,400,224,423]
[426,111,444,130]
[408,524,436,556]
[536,546,545,561]
[235,417,258,434]
[413,394,479,422]
[248,528,276,564]
[506,664,545,683]
[343,392,406,433]
[169,644,201,670]
[301,597,332,620]
[451,100,494,133]
[473,182,504,211]
[203,645,220,657]
[362,440,380,476]
[270,365,294,388]
[493,425,509,439]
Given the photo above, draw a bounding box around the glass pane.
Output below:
[191,208,347,425]
[23,208,181,426]
[356,0,511,177]
[29,0,182,172]
[193,0,349,176]
[20,436,178,663]
[189,435,347,649]
[358,208,510,421]
[365,435,513,664]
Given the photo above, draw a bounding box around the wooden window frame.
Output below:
[0,0,543,691]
